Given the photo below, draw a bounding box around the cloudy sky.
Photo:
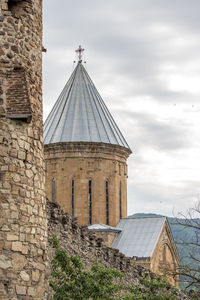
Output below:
[43,0,200,217]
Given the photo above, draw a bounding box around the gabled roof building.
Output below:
[89,216,180,287]
[44,47,131,226]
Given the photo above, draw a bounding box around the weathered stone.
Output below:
[9,148,17,158]
[18,150,26,160]
[16,285,26,295]
[35,262,45,271]
[12,174,20,182]
[0,255,12,269]
[27,287,36,296]
[21,245,29,255]
[11,241,22,252]
[26,169,33,178]
[20,271,30,282]
[12,253,27,270]
[32,269,40,282]
[7,234,18,241]
[19,188,26,197]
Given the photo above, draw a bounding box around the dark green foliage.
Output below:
[50,236,178,300]
[123,275,177,300]
[50,236,123,300]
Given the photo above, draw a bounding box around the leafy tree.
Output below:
[50,236,178,300]
[50,236,123,300]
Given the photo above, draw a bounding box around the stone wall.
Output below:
[88,230,119,247]
[46,200,189,299]
[0,0,47,299]
[45,142,131,227]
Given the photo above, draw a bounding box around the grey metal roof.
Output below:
[44,62,131,150]
[112,216,166,258]
[88,223,121,233]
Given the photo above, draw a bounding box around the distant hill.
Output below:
[129,213,200,289]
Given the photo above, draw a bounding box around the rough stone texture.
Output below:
[89,230,119,247]
[46,200,190,300]
[0,0,47,299]
[45,142,131,227]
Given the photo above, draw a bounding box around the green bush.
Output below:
[50,236,178,300]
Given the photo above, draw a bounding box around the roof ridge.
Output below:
[126,215,166,220]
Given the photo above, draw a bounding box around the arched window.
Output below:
[106,181,109,225]
[119,182,122,219]
[52,178,56,202]
[88,180,92,225]
[72,179,75,217]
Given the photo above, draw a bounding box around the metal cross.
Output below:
[75,45,84,62]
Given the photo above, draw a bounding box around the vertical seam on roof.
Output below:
[44,68,76,144]
[83,67,111,143]
[60,75,78,142]
[50,65,78,143]
[81,68,94,142]
[83,66,107,143]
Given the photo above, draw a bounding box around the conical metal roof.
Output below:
[44,61,131,150]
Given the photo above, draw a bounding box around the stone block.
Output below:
[12,241,22,252]
[18,150,26,160]
[26,169,33,178]
[32,269,40,282]
[27,128,34,138]
[20,271,30,282]
[12,253,27,270]
[0,255,12,269]
[7,234,18,241]
[21,245,29,255]
[28,287,36,296]
[19,188,26,197]
[9,148,17,158]
[16,286,26,295]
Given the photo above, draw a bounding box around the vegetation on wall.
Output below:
[50,236,179,300]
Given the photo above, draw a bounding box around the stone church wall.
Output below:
[0,1,47,299]
[45,142,130,227]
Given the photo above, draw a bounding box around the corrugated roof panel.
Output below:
[112,217,166,258]
[43,62,131,150]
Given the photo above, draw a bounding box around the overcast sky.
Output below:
[43,0,200,217]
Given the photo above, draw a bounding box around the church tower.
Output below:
[44,47,131,227]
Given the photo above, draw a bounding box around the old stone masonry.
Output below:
[0,0,48,299]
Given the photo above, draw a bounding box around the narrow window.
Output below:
[72,179,74,217]
[52,178,56,202]
[88,180,92,225]
[119,182,122,219]
[106,181,109,225]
